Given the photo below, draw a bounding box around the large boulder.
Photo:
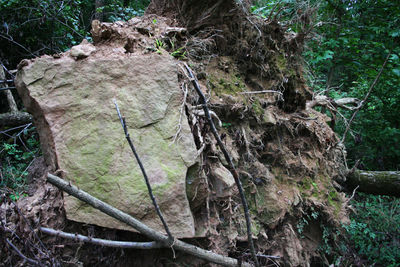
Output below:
[15,46,198,237]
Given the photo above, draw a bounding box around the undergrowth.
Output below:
[0,123,40,201]
[321,192,400,266]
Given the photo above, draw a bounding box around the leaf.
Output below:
[389,29,400,37]
[392,68,400,77]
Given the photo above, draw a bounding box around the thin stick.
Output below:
[0,86,16,91]
[46,173,252,267]
[0,34,36,57]
[341,49,392,144]
[6,238,40,266]
[113,100,174,242]
[172,83,188,143]
[346,185,359,204]
[183,63,260,267]
[239,90,282,95]
[39,227,163,249]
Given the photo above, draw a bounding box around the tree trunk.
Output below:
[347,170,400,197]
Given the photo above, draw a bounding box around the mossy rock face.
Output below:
[16,50,198,237]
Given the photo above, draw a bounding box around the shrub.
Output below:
[0,124,40,201]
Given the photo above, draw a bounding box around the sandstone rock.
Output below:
[15,51,198,237]
[210,163,235,197]
[262,108,276,125]
[70,39,96,59]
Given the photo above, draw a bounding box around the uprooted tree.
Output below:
[3,0,396,266]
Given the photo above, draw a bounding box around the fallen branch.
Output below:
[0,112,32,127]
[347,170,400,197]
[114,100,174,242]
[47,173,252,267]
[39,227,163,249]
[239,90,282,95]
[183,63,259,267]
[0,86,16,91]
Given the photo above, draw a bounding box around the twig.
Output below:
[46,173,253,267]
[243,252,281,259]
[39,227,163,249]
[239,90,282,95]
[183,63,260,267]
[266,0,282,21]
[0,86,17,91]
[341,49,392,144]
[0,33,36,57]
[172,83,188,143]
[348,159,360,175]
[346,185,359,204]
[113,100,174,242]
[6,238,40,266]
[0,123,32,135]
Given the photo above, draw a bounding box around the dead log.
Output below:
[0,112,32,127]
[347,170,400,197]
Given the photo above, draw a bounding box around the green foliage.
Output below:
[0,125,40,201]
[0,0,150,67]
[103,1,149,22]
[314,193,400,266]
[154,38,165,54]
[296,206,320,238]
[253,0,400,171]
[341,193,400,266]
[170,46,187,59]
[303,0,400,170]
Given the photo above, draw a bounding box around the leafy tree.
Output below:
[304,0,400,171]
[0,0,149,67]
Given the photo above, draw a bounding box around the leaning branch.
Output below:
[341,49,392,143]
[39,227,163,249]
[114,100,174,242]
[183,63,259,267]
[47,173,252,267]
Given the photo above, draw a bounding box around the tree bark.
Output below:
[0,112,32,126]
[347,170,400,197]
[39,227,163,249]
